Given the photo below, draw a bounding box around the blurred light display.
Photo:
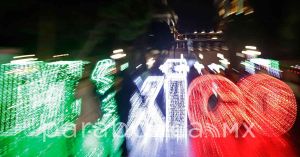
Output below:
[120,62,129,71]
[127,76,165,139]
[160,58,189,138]
[208,63,225,73]
[0,60,84,156]
[73,92,123,157]
[237,74,297,136]
[289,65,300,75]
[241,61,255,74]
[188,75,246,137]
[91,59,116,95]
[249,58,282,78]
[76,58,123,156]
[127,76,166,156]
[193,62,204,74]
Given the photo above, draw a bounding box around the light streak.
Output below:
[91,59,116,94]
[242,50,261,56]
[245,46,257,50]
[13,54,35,59]
[136,64,142,69]
[217,53,224,59]
[194,62,204,74]
[10,58,38,64]
[110,53,126,60]
[113,49,124,54]
[208,63,225,73]
[53,54,69,58]
[160,58,189,138]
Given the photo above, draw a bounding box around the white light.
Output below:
[242,50,261,56]
[10,58,38,64]
[241,61,255,74]
[211,37,218,40]
[199,53,204,59]
[201,31,206,34]
[220,59,230,65]
[146,58,155,69]
[159,59,190,75]
[53,54,69,58]
[250,58,270,67]
[194,62,204,74]
[209,30,215,34]
[110,53,126,60]
[208,63,225,73]
[245,10,254,15]
[236,53,245,58]
[127,76,165,139]
[160,58,189,138]
[245,46,257,50]
[194,31,198,34]
[217,53,224,59]
[13,54,35,59]
[113,49,124,54]
[136,64,142,69]
[217,30,223,34]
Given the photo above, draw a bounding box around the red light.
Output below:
[237,74,297,136]
[188,75,246,137]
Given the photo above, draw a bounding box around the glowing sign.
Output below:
[127,76,165,138]
[188,75,246,137]
[0,61,84,136]
[160,58,189,138]
[237,74,297,136]
[0,60,84,156]
[188,74,297,137]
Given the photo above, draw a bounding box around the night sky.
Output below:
[169,0,217,33]
[0,0,299,58]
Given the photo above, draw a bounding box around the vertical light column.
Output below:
[160,57,189,138]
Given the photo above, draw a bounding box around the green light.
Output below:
[0,59,123,156]
[120,62,129,71]
[270,60,280,69]
[75,59,123,156]
[0,60,84,156]
[91,59,116,94]
[74,92,123,157]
